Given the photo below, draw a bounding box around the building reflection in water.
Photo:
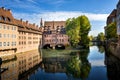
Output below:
[42,48,91,79]
[105,53,120,80]
[0,50,42,80]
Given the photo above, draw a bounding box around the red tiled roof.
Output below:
[0,7,42,34]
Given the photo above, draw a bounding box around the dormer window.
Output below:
[4,17,7,21]
[1,16,5,20]
[7,17,11,22]
[0,16,2,20]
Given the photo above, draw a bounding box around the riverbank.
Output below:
[1,49,42,62]
[109,43,120,59]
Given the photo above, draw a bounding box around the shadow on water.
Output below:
[105,52,120,80]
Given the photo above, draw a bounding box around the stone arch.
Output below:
[55,44,65,49]
[42,44,51,49]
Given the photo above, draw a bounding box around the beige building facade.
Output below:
[0,7,42,56]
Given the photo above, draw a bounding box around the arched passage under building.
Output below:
[55,44,65,49]
[43,44,51,49]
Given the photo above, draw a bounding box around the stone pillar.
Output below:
[52,46,55,49]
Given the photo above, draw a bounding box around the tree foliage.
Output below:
[66,49,91,79]
[97,32,105,41]
[66,15,91,47]
[88,35,94,41]
[106,22,117,39]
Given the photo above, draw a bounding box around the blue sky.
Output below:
[0,0,118,36]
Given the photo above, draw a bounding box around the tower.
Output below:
[40,18,43,27]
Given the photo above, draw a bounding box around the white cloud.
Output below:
[89,60,105,66]
[89,29,104,36]
[14,11,108,24]
[13,11,108,36]
[39,11,108,21]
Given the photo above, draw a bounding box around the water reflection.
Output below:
[41,48,91,79]
[0,50,42,80]
[97,46,105,53]
[1,46,118,80]
[66,49,91,79]
[105,53,120,80]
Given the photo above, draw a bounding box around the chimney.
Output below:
[1,7,5,10]
[8,9,11,13]
[36,25,38,28]
[26,20,28,24]
[20,18,22,22]
[33,23,35,26]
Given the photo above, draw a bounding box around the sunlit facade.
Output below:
[42,21,69,49]
[0,7,42,56]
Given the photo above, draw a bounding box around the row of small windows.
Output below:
[0,33,16,38]
[19,36,38,40]
[19,41,39,45]
[44,35,66,37]
[45,39,64,42]
[0,16,11,22]
[0,24,16,30]
[44,26,64,29]
[0,42,16,47]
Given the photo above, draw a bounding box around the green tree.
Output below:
[97,32,105,41]
[106,22,117,39]
[66,15,91,47]
[66,18,80,47]
[88,35,94,41]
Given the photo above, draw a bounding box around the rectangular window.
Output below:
[0,42,2,46]
[4,34,6,38]
[0,24,2,29]
[0,33,2,38]
[7,34,9,38]
[14,42,16,46]
[4,42,6,46]
[7,42,9,46]
[12,26,13,30]
[14,26,16,30]
[3,25,6,29]
[12,42,13,46]
[7,26,9,30]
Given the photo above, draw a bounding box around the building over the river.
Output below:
[0,7,42,56]
[42,20,69,49]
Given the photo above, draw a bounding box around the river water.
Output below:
[0,46,120,80]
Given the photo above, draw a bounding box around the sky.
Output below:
[0,0,118,36]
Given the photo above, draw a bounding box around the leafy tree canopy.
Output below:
[66,15,91,47]
[106,22,117,39]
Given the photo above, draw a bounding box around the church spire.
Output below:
[40,18,43,27]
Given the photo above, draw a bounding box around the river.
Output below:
[0,46,120,80]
